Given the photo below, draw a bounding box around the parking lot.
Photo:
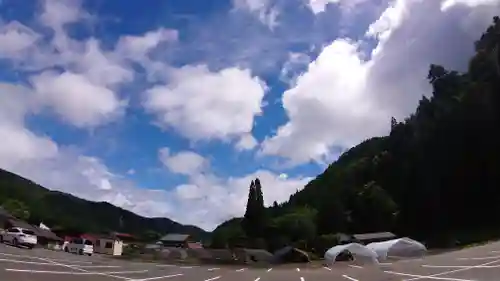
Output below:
[2,241,500,281]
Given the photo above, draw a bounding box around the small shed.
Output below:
[353,232,396,244]
[159,234,191,248]
[94,234,124,256]
[273,246,310,263]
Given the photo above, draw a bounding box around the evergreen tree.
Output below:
[242,180,256,238]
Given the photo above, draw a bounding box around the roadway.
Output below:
[2,241,500,281]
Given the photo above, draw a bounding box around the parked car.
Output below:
[63,237,94,256]
[0,227,37,249]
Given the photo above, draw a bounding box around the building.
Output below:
[93,235,124,256]
[159,234,192,248]
[353,232,396,244]
[70,232,133,256]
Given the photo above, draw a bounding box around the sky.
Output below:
[0,0,498,231]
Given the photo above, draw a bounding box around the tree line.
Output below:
[210,16,500,254]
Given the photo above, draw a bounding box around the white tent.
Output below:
[39,222,50,230]
[367,237,426,260]
[324,243,379,264]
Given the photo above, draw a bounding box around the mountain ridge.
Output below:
[0,168,208,240]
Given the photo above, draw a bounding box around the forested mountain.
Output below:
[212,17,500,251]
[0,168,207,240]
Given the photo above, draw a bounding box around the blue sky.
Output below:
[0,0,498,230]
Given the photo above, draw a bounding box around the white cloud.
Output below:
[171,168,311,230]
[232,0,280,29]
[307,0,369,14]
[31,71,127,128]
[159,148,209,176]
[236,134,259,151]
[143,65,266,143]
[262,0,500,165]
[0,21,40,59]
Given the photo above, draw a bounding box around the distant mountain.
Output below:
[0,168,208,240]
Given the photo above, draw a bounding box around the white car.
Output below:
[0,227,37,249]
[63,237,94,256]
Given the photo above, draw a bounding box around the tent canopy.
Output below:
[367,237,426,260]
[324,243,378,264]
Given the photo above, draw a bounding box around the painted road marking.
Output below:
[0,258,93,267]
[267,268,272,272]
[384,270,473,281]
[208,267,220,271]
[404,257,500,281]
[457,254,500,260]
[300,277,305,281]
[342,275,359,281]
[348,265,362,269]
[236,268,246,272]
[156,264,176,267]
[5,269,149,275]
[74,265,122,268]
[0,252,93,264]
[323,266,332,271]
[135,273,183,281]
[379,262,392,266]
[296,267,300,272]
[35,257,132,280]
[179,266,193,269]
[423,264,500,268]
[254,278,261,281]
[204,276,221,281]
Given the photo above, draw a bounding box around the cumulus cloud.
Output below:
[262,0,500,165]
[159,148,209,176]
[31,71,127,128]
[143,65,267,143]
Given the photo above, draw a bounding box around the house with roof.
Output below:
[0,207,62,246]
[159,233,202,248]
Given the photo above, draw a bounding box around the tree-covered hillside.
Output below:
[0,168,207,240]
[212,16,500,251]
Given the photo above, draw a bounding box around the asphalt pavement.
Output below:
[3,241,500,281]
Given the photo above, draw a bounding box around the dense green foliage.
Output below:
[0,169,207,240]
[213,17,500,251]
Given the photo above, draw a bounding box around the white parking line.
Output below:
[348,265,362,269]
[5,269,149,275]
[0,252,93,264]
[384,270,473,281]
[267,268,272,272]
[36,257,132,280]
[254,278,261,281]
[179,266,193,269]
[323,266,332,271]
[342,275,359,281]
[378,262,392,266]
[458,254,500,260]
[74,265,122,268]
[204,276,221,281]
[207,268,220,271]
[134,273,183,281]
[300,277,305,281]
[423,264,500,268]
[390,257,500,281]
[296,267,300,272]
[0,258,90,267]
[156,264,176,267]
[236,268,246,272]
